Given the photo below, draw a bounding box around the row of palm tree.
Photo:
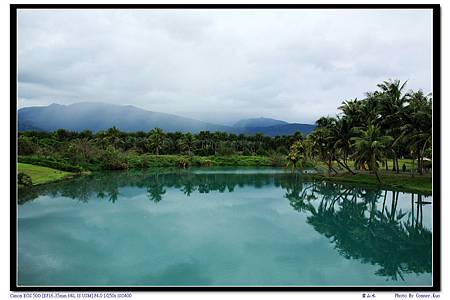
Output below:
[19,126,303,159]
[288,79,432,180]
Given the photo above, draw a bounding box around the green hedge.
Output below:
[18,156,83,173]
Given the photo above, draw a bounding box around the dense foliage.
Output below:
[296,79,433,179]
[18,172,32,186]
[18,126,302,170]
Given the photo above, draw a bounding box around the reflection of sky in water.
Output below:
[18,170,432,286]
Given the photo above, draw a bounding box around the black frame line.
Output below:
[10,3,441,292]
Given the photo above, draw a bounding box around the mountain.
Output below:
[18,102,316,136]
[238,123,316,136]
[233,117,288,128]
[18,102,230,133]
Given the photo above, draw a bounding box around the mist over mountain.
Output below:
[233,117,288,128]
[18,102,315,136]
[18,102,230,133]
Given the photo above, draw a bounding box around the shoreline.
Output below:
[18,161,432,195]
[304,172,432,195]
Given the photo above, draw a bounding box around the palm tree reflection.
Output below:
[291,185,431,281]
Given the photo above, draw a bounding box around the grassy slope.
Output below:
[18,163,74,185]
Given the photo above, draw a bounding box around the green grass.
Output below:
[18,163,74,186]
[306,172,432,195]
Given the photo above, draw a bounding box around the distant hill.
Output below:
[233,117,288,128]
[18,102,230,133]
[238,123,316,136]
[18,102,316,136]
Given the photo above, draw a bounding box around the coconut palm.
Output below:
[351,124,393,183]
[148,128,166,155]
[374,79,408,173]
[179,132,196,156]
[399,90,432,174]
[332,117,355,174]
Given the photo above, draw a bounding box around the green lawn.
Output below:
[18,163,74,185]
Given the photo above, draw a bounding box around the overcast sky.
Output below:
[17,9,432,125]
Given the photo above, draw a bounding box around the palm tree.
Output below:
[148,128,166,155]
[338,98,365,129]
[374,79,408,173]
[179,133,196,156]
[351,124,393,183]
[399,90,432,174]
[332,117,355,174]
[310,117,339,175]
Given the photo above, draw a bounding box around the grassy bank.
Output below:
[18,163,75,186]
[306,172,432,195]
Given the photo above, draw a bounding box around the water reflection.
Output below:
[18,168,432,282]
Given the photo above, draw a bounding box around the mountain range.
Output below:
[18,102,316,136]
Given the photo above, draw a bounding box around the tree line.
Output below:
[18,126,303,170]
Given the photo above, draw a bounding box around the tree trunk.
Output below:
[374,170,381,183]
[336,159,355,175]
[417,157,422,174]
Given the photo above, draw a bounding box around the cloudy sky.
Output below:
[17,9,433,125]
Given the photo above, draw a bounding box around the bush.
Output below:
[276,146,288,155]
[18,156,83,172]
[18,136,39,155]
[269,153,286,167]
[177,158,190,168]
[256,148,268,156]
[100,147,128,170]
[242,149,253,156]
[18,173,32,186]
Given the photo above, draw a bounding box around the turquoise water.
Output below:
[17,168,432,286]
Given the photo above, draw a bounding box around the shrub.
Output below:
[276,146,288,155]
[100,147,128,170]
[18,156,83,172]
[269,153,286,167]
[18,136,39,155]
[242,149,253,156]
[18,173,32,186]
[177,158,190,168]
[256,148,268,156]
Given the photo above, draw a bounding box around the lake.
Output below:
[17,168,433,287]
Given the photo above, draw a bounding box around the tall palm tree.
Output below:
[332,117,355,174]
[179,132,196,156]
[148,128,166,155]
[400,90,432,174]
[311,117,339,175]
[374,79,408,173]
[339,98,365,129]
[351,124,393,183]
